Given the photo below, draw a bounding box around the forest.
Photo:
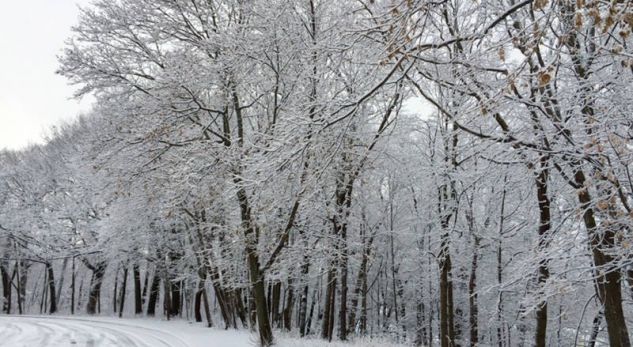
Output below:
[1,0,633,346]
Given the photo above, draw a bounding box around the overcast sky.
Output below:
[0,0,92,151]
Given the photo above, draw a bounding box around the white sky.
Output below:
[0,1,434,152]
[0,0,92,151]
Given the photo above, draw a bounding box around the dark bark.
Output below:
[298,285,309,336]
[209,265,236,329]
[141,268,149,307]
[194,267,213,327]
[163,274,172,320]
[628,269,633,301]
[563,10,631,344]
[271,281,281,327]
[77,272,84,312]
[348,222,374,336]
[321,267,337,341]
[233,289,248,328]
[248,251,273,345]
[235,175,273,345]
[282,280,294,331]
[18,260,29,315]
[147,270,161,316]
[338,221,349,341]
[534,159,551,347]
[45,262,57,314]
[15,262,22,314]
[359,262,369,335]
[468,236,479,347]
[439,121,459,347]
[298,249,311,336]
[170,279,181,317]
[40,270,47,314]
[439,236,454,347]
[118,266,128,318]
[133,263,142,315]
[415,300,426,347]
[588,310,603,347]
[305,286,317,336]
[201,285,213,327]
[248,288,257,330]
[113,266,119,313]
[194,284,203,323]
[71,257,75,315]
[55,258,68,310]
[86,261,106,315]
[1,262,11,314]
[575,169,630,347]
[496,179,508,347]
[194,269,208,323]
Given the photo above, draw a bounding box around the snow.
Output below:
[0,315,410,347]
[0,315,251,347]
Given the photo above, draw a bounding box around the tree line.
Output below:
[1,1,632,346]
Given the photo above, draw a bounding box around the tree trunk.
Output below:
[271,281,281,327]
[77,272,84,313]
[575,169,631,347]
[235,177,273,345]
[55,258,68,309]
[118,266,128,318]
[439,232,455,347]
[113,266,119,313]
[15,262,22,314]
[1,262,11,314]
[415,300,426,347]
[298,251,311,336]
[321,267,337,341]
[86,262,106,315]
[349,227,374,336]
[564,13,631,344]
[627,269,633,301]
[201,285,213,327]
[194,285,203,323]
[587,310,603,347]
[534,159,551,347]
[282,280,294,331]
[469,236,479,347]
[40,270,47,314]
[247,251,273,345]
[496,179,508,347]
[194,269,209,324]
[338,223,349,341]
[209,267,236,329]
[45,262,57,314]
[142,268,149,307]
[146,271,160,316]
[233,289,248,328]
[133,263,142,315]
[359,262,369,336]
[170,279,181,317]
[71,257,75,315]
[163,274,172,320]
[306,286,317,336]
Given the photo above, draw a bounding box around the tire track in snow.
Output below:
[0,316,190,347]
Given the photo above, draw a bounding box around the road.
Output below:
[0,315,231,347]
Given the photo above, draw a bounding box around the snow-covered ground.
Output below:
[0,315,408,347]
[0,315,251,347]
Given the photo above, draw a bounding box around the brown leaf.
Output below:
[575,13,584,29]
[534,0,548,10]
[538,71,551,86]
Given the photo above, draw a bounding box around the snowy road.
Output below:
[0,315,252,347]
[0,315,405,347]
